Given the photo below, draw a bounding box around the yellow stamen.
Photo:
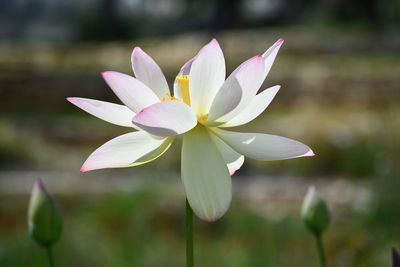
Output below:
[198,114,209,124]
[176,75,191,106]
[161,92,181,102]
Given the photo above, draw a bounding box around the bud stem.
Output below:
[45,245,55,267]
[185,199,194,267]
[315,233,326,267]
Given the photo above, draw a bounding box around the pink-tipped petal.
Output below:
[80,131,170,172]
[67,97,137,128]
[262,38,284,79]
[212,128,314,161]
[227,156,245,175]
[207,55,265,123]
[303,150,315,157]
[209,39,284,124]
[189,39,226,116]
[102,71,159,113]
[131,47,169,99]
[181,125,232,222]
[132,100,197,137]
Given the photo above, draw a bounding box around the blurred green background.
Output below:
[0,0,399,266]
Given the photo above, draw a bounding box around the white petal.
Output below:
[67,97,137,128]
[189,39,225,116]
[80,131,171,172]
[206,76,242,123]
[173,57,194,98]
[212,128,315,161]
[132,100,197,137]
[131,47,169,99]
[209,132,244,175]
[226,155,245,176]
[102,71,160,113]
[207,55,265,123]
[220,85,281,127]
[182,125,232,222]
[121,136,174,168]
[211,39,283,123]
[262,38,284,80]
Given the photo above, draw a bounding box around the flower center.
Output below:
[161,92,180,102]
[197,114,209,123]
[176,75,209,124]
[176,75,191,106]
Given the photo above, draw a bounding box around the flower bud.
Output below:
[301,185,330,235]
[28,179,63,246]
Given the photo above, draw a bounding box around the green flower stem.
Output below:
[45,245,55,267]
[315,233,326,267]
[186,199,194,267]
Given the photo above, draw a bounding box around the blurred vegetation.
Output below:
[0,179,398,267]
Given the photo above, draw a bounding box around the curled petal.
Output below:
[131,47,169,99]
[132,100,197,137]
[182,125,232,222]
[212,128,315,161]
[102,71,159,113]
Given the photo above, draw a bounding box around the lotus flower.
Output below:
[67,38,314,222]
